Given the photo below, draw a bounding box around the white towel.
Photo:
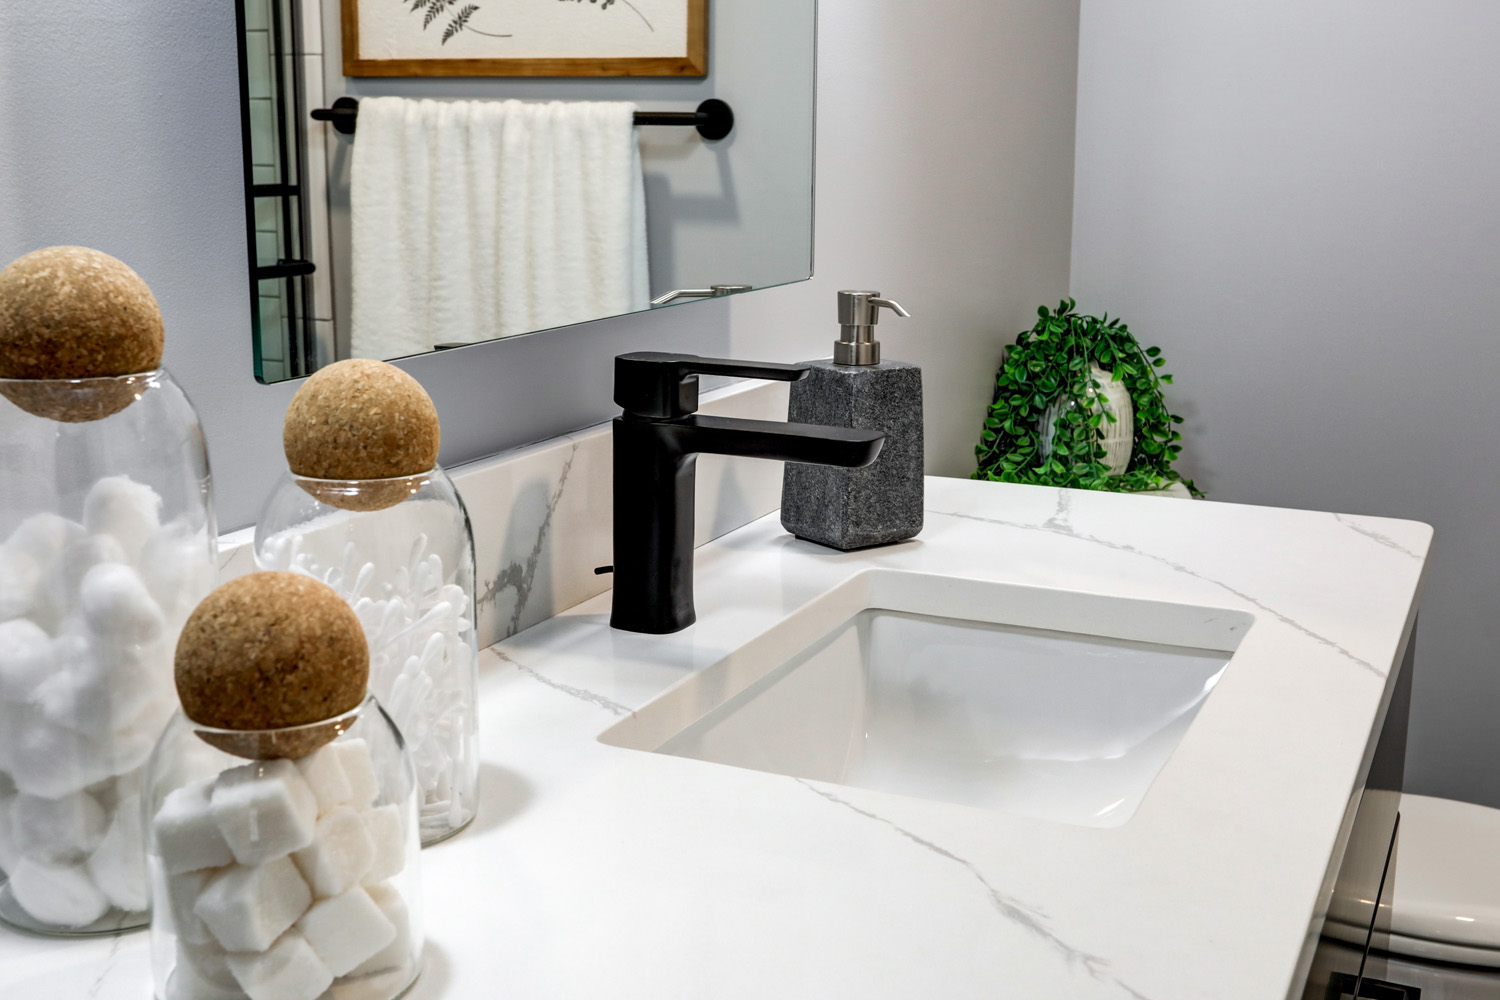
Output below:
[350,97,649,361]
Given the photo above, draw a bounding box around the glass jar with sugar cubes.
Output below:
[145,696,423,1000]
[0,370,216,935]
[254,469,479,846]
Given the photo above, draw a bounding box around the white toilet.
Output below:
[1324,793,1500,998]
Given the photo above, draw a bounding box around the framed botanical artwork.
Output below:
[341,0,707,77]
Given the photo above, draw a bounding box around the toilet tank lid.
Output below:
[1382,793,1500,953]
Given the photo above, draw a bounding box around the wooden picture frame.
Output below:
[341,0,707,77]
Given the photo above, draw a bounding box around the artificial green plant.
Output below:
[973,299,1198,495]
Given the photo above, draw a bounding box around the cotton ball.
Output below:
[106,691,175,776]
[0,618,53,703]
[5,512,84,573]
[39,636,172,741]
[80,562,164,644]
[86,773,120,810]
[6,712,116,798]
[6,855,109,928]
[86,792,148,912]
[138,523,212,623]
[0,783,17,871]
[38,534,128,629]
[10,790,107,862]
[0,545,40,621]
[0,701,18,776]
[102,766,144,810]
[34,637,120,734]
[83,477,162,563]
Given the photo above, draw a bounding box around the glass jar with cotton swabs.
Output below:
[254,360,478,846]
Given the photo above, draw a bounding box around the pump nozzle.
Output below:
[833,290,910,366]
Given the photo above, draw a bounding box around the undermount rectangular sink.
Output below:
[601,571,1251,827]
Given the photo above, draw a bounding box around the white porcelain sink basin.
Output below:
[601,571,1251,827]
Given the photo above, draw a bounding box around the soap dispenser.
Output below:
[781,290,923,550]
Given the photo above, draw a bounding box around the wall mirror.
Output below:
[235,0,816,383]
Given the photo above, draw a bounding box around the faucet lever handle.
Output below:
[615,352,810,419]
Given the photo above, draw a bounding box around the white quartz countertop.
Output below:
[0,477,1431,1000]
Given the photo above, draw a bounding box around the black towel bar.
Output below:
[311,97,733,141]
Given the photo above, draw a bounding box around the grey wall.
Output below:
[1071,2,1500,807]
[731,1,1081,482]
[1,0,1079,532]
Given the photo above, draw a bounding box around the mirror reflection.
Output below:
[237,0,816,383]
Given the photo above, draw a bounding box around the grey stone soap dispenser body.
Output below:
[781,291,924,550]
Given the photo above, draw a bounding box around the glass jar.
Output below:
[0,371,216,935]
[145,696,423,1000]
[254,468,478,845]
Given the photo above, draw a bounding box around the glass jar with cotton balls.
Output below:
[0,246,217,936]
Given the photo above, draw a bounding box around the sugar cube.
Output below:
[164,959,245,1000]
[295,743,354,815]
[210,760,318,865]
[360,804,406,884]
[154,778,234,874]
[87,794,148,912]
[296,885,396,976]
[292,806,375,898]
[79,562,164,644]
[10,790,107,862]
[6,856,109,927]
[176,938,239,993]
[0,545,40,621]
[349,881,413,977]
[225,929,334,1000]
[82,476,162,563]
[163,868,215,945]
[329,739,379,810]
[194,856,312,953]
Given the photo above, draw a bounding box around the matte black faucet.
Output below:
[610,352,886,634]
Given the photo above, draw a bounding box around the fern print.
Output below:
[442,4,478,43]
[399,0,509,41]
[424,0,459,28]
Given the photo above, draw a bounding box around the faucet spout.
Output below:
[686,415,884,467]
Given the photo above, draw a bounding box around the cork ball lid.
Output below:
[284,359,440,480]
[0,246,164,380]
[175,572,369,759]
